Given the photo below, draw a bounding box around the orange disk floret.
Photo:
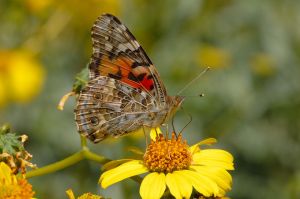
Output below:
[143,132,192,173]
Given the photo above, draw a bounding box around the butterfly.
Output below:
[74,14,184,143]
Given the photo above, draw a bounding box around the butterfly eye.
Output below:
[90,117,99,126]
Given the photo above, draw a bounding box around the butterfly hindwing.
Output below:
[75,76,165,143]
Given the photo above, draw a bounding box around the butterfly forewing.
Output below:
[89,14,167,104]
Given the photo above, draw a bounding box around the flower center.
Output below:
[143,132,192,173]
[0,179,34,199]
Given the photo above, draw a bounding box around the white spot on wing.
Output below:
[105,43,113,51]
[118,44,127,52]
[133,40,140,48]
[120,24,127,31]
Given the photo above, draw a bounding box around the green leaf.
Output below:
[0,132,24,155]
[72,66,89,93]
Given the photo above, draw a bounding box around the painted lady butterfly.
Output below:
[74,14,184,143]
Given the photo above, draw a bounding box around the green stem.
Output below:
[25,135,143,184]
[26,148,109,178]
[83,149,110,164]
[26,151,84,178]
[80,135,87,148]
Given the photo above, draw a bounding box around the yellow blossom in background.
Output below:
[0,77,6,107]
[251,53,276,77]
[197,45,231,69]
[99,129,234,199]
[66,189,103,199]
[25,0,53,12]
[0,162,35,199]
[59,0,121,26]
[0,50,45,107]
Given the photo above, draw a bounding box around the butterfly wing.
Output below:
[74,14,172,142]
[89,14,167,105]
[75,76,166,143]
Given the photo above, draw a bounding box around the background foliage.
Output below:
[1,0,300,198]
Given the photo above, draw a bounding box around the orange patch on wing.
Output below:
[139,76,153,91]
[98,55,154,91]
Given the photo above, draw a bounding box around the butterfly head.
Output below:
[172,95,185,108]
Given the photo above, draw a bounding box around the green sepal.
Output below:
[0,124,24,155]
[72,66,89,93]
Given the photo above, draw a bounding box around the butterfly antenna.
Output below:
[178,106,193,136]
[177,67,211,95]
[185,93,205,97]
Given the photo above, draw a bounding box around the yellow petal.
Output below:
[180,170,219,197]
[0,162,14,185]
[65,189,76,199]
[99,160,148,188]
[150,127,162,140]
[190,166,232,196]
[166,173,181,199]
[193,149,234,170]
[102,159,134,171]
[189,138,217,154]
[166,172,193,199]
[140,172,166,199]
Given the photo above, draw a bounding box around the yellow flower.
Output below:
[25,0,53,12]
[66,189,103,199]
[251,53,276,77]
[0,162,35,199]
[0,77,7,107]
[197,45,231,69]
[0,50,45,106]
[99,129,234,199]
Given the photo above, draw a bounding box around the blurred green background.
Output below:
[1,0,300,198]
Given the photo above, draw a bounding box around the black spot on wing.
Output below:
[108,46,119,60]
[147,75,153,79]
[128,72,137,81]
[103,13,122,25]
[131,61,151,68]
[131,62,139,68]
[108,69,122,80]
[128,72,146,82]
[150,84,154,90]
[90,117,99,126]
[89,54,102,77]
[136,73,146,81]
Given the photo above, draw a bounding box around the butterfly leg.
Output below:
[161,123,169,138]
